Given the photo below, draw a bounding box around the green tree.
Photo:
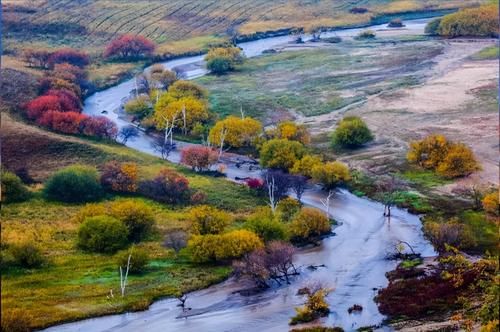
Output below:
[331,116,373,148]
[260,139,305,170]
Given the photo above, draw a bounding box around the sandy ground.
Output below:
[299,39,499,186]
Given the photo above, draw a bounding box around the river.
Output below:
[45,17,438,332]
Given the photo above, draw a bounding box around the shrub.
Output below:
[45,89,82,112]
[260,139,305,170]
[290,288,330,325]
[25,95,64,119]
[312,161,350,189]
[205,47,243,74]
[355,30,376,40]
[245,178,264,190]
[43,165,103,203]
[110,200,155,242]
[53,63,87,84]
[407,135,479,178]
[180,146,218,172]
[437,5,499,38]
[276,197,301,222]
[116,246,150,274]
[188,230,263,263]
[80,116,118,139]
[100,161,138,193]
[482,192,499,216]
[48,48,90,68]
[190,190,207,204]
[138,168,190,204]
[1,309,32,332]
[8,243,46,269]
[163,230,189,253]
[39,111,87,134]
[166,80,208,100]
[267,121,311,145]
[424,218,476,252]
[77,216,129,253]
[244,214,288,242]
[124,95,152,119]
[291,327,343,332]
[207,57,233,74]
[331,116,373,148]
[1,171,30,203]
[425,18,442,35]
[290,207,331,242]
[22,48,51,68]
[388,18,404,28]
[188,205,232,235]
[104,34,155,59]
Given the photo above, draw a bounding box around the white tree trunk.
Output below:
[120,254,131,297]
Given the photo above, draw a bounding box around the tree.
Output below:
[166,80,208,101]
[180,146,218,172]
[376,176,404,217]
[43,165,103,203]
[244,208,288,242]
[77,216,129,253]
[154,96,209,136]
[118,125,140,144]
[80,116,118,139]
[291,155,323,178]
[163,230,188,254]
[38,111,87,134]
[1,171,30,203]
[188,230,263,263]
[205,46,243,74]
[188,205,232,235]
[437,4,499,38]
[148,64,177,90]
[407,135,480,178]
[25,95,65,119]
[425,18,442,35]
[48,48,90,68]
[104,34,155,59]
[124,96,152,120]
[100,161,138,193]
[260,139,305,170]
[436,143,480,178]
[290,285,331,325]
[311,161,350,189]
[268,121,311,145]
[290,175,308,203]
[482,192,499,217]
[290,207,331,243]
[45,89,82,112]
[138,169,190,204]
[263,169,292,213]
[331,116,373,148]
[276,197,301,222]
[208,116,262,152]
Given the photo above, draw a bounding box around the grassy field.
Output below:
[196,38,443,122]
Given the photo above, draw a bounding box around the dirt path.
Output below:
[301,39,499,185]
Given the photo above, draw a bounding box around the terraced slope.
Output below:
[2,0,480,55]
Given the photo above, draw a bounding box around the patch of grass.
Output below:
[460,210,498,254]
[88,61,146,91]
[393,191,432,214]
[156,35,227,55]
[471,45,500,60]
[400,258,423,269]
[399,169,451,188]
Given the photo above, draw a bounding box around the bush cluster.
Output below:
[331,116,373,148]
[1,171,30,203]
[43,165,103,203]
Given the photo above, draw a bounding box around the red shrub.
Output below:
[104,34,155,59]
[48,48,90,68]
[138,169,190,204]
[100,161,138,193]
[180,146,218,172]
[80,116,118,139]
[45,89,82,112]
[25,95,64,119]
[38,111,87,134]
[246,178,264,189]
[53,63,87,84]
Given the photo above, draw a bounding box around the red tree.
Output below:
[104,34,155,59]
[138,169,191,204]
[80,116,118,139]
[180,146,218,172]
[25,95,64,119]
[37,111,87,134]
[53,63,87,84]
[48,48,90,68]
[45,89,82,112]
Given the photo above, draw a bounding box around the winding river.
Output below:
[45,18,438,332]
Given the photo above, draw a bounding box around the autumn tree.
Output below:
[80,116,118,139]
[45,89,82,112]
[331,116,373,148]
[148,64,177,91]
[268,121,311,145]
[290,207,331,243]
[166,80,208,101]
[38,110,87,134]
[104,34,155,60]
[188,205,232,235]
[138,168,190,204]
[180,146,218,172]
[482,191,499,217]
[25,95,65,119]
[244,208,288,242]
[437,4,499,38]
[260,139,306,170]
[205,46,244,74]
[436,143,480,178]
[109,200,155,242]
[290,285,331,325]
[291,155,323,178]
[124,95,152,119]
[424,218,475,253]
[208,116,262,153]
[100,161,138,193]
[311,161,350,189]
[48,48,90,68]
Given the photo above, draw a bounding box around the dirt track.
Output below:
[301,39,499,186]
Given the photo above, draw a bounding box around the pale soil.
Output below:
[298,40,499,187]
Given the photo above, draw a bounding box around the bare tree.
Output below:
[290,175,307,203]
[263,170,291,213]
[151,138,175,160]
[452,183,487,210]
[118,125,140,144]
[163,230,188,254]
[377,176,404,217]
[119,254,131,297]
[320,190,334,219]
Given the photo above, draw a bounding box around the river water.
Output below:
[45,18,438,332]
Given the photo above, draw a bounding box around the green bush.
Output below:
[331,116,373,148]
[7,243,46,269]
[244,216,288,242]
[43,165,103,203]
[425,18,441,35]
[77,216,129,253]
[207,57,233,74]
[1,171,30,203]
[110,200,155,242]
[116,246,150,274]
[276,198,301,222]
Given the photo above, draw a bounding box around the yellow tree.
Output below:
[291,155,323,178]
[209,116,262,156]
[268,121,311,145]
[312,161,351,189]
